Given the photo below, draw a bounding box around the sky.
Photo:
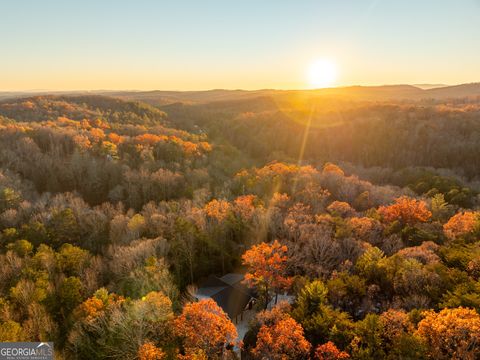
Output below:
[1,0,480,91]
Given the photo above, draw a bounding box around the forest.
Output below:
[0,93,480,359]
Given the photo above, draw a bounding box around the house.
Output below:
[194,273,256,323]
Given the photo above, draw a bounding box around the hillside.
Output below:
[426,82,480,98]
[103,83,480,105]
[0,95,167,125]
[0,95,217,207]
[162,93,480,180]
[1,93,480,359]
[2,83,480,108]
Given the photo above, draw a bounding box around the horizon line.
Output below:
[2,82,477,93]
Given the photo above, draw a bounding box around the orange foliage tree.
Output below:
[378,196,431,225]
[443,211,479,240]
[181,141,199,156]
[416,307,480,360]
[107,132,124,144]
[327,201,355,217]
[74,288,124,322]
[349,217,378,240]
[242,240,292,308]
[314,341,350,360]
[73,134,92,150]
[235,162,318,195]
[135,133,167,145]
[204,199,231,223]
[138,342,166,360]
[379,309,415,348]
[252,316,311,360]
[177,350,208,360]
[322,162,345,176]
[254,301,292,327]
[88,128,105,143]
[174,299,237,359]
[233,195,258,222]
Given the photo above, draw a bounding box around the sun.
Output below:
[308,59,337,88]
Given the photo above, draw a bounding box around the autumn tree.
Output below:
[416,307,480,360]
[254,301,292,328]
[204,199,231,222]
[252,315,311,360]
[174,299,237,359]
[322,163,345,176]
[204,199,231,273]
[233,194,258,222]
[378,309,426,359]
[67,290,173,360]
[242,240,292,308]
[6,239,33,257]
[0,320,24,341]
[0,187,21,211]
[138,342,166,360]
[443,211,479,240]
[56,243,91,276]
[243,301,289,351]
[378,196,432,226]
[348,217,378,241]
[326,201,355,218]
[314,342,350,360]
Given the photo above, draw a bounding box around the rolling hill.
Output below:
[2,82,480,107]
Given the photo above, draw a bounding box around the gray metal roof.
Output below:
[219,273,244,286]
[196,286,227,297]
[195,273,254,319]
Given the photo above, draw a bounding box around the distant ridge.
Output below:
[103,83,480,105]
[425,82,480,98]
[1,82,480,104]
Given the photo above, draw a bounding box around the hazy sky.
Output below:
[1,0,480,90]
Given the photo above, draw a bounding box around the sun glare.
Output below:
[308,59,337,88]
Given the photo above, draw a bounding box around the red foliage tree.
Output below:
[204,199,231,222]
[138,342,166,360]
[233,195,258,222]
[252,316,311,360]
[107,132,124,144]
[378,196,431,225]
[135,133,167,145]
[443,211,479,239]
[416,307,480,360]
[314,341,350,360]
[242,240,292,308]
[174,299,237,359]
[88,128,105,143]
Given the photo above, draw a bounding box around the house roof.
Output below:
[196,286,227,298]
[195,273,254,319]
[219,273,245,286]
